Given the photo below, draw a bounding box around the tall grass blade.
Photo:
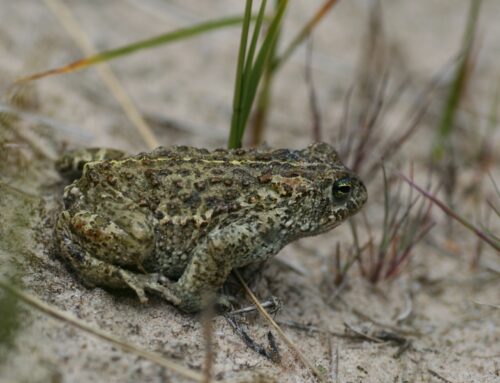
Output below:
[239,0,268,143]
[239,0,288,139]
[432,0,482,160]
[249,1,281,147]
[229,0,254,149]
[18,16,249,83]
[229,0,288,149]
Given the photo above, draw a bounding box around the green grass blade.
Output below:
[432,0,482,160]
[249,0,281,147]
[239,0,288,139]
[19,15,249,82]
[229,0,254,149]
[238,0,268,143]
[243,0,268,80]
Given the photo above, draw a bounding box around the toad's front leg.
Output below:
[168,213,284,313]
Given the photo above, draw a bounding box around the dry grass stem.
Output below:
[399,172,500,253]
[0,280,212,383]
[305,40,322,142]
[233,270,326,383]
[43,0,159,150]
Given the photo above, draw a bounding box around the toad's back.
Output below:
[73,144,348,220]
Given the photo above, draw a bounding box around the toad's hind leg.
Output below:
[59,235,180,304]
[56,210,180,305]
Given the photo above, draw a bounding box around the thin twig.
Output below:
[339,296,421,336]
[233,270,326,383]
[398,172,500,253]
[427,368,456,383]
[276,320,354,340]
[201,301,215,383]
[227,296,281,316]
[343,322,385,344]
[224,314,281,362]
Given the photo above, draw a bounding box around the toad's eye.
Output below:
[332,178,353,200]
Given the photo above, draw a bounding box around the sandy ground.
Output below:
[0,1,499,382]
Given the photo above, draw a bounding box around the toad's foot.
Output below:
[119,271,181,306]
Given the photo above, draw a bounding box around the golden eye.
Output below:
[332,178,352,200]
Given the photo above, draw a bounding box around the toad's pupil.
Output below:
[338,185,351,193]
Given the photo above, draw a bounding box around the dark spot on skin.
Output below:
[205,196,222,208]
[173,179,183,189]
[210,176,222,184]
[224,189,239,200]
[86,169,100,184]
[258,172,272,184]
[223,179,233,187]
[248,195,258,204]
[154,210,165,219]
[66,242,85,263]
[228,202,241,212]
[194,180,206,191]
[211,168,224,175]
[347,201,355,211]
[276,183,293,196]
[268,161,283,169]
[232,168,254,185]
[145,169,160,187]
[179,169,191,177]
[182,192,201,208]
[151,147,170,157]
[234,148,246,155]
[271,148,292,160]
[296,185,307,194]
[255,153,272,161]
[282,170,302,178]
[213,205,228,214]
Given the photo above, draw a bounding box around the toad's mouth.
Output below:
[307,220,343,237]
[321,220,343,233]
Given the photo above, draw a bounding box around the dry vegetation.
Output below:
[0,1,499,382]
